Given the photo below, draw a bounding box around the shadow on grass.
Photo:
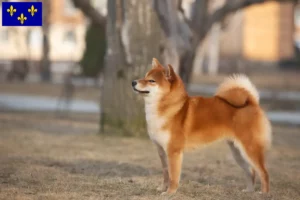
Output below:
[0,155,242,186]
[0,156,162,198]
[32,157,161,178]
[0,155,243,190]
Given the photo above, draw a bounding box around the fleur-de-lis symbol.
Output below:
[28,5,37,16]
[17,13,27,24]
[7,5,16,16]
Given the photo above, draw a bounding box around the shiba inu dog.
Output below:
[131,58,272,195]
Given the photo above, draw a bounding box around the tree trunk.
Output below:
[192,36,209,75]
[41,0,51,82]
[101,0,163,136]
[207,22,221,75]
[154,0,295,85]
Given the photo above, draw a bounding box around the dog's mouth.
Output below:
[133,87,150,94]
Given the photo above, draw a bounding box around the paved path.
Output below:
[0,93,299,125]
[0,94,100,113]
[267,111,300,125]
[189,83,300,101]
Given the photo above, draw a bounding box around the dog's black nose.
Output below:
[132,81,137,87]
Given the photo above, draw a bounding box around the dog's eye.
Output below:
[148,80,155,83]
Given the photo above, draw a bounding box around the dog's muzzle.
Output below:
[131,80,149,94]
[132,80,137,87]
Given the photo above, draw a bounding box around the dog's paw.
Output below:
[160,192,168,196]
[160,189,177,196]
[258,190,269,195]
[258,191,269,195]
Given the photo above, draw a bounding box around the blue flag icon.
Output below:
[2,2,43,26]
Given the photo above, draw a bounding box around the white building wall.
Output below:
[0,0,110,63]
[0,24,87,62]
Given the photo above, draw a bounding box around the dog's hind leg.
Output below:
[241,142,269,193]
[227,141,255,192]
[155,143,169,192]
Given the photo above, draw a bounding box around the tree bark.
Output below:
[101,0,163,136]
[74,0,298,86]
[72,0,106,26]
[41,0,51,81]
[207,22,221,75]
[153,0,298,85]
[192,36,208,75]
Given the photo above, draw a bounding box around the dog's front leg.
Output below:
[155,144,169,192]
[161,149,183,195]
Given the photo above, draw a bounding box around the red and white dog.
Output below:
[132,58,272,195]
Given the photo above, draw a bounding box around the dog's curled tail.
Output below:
[215,74,259,107]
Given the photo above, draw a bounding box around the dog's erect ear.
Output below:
[166,64,176,82]
[152,58,162,69]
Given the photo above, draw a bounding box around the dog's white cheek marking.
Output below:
[144,86,170,151]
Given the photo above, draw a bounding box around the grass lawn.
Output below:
[0,111,299,200]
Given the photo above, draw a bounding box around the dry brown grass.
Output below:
[0,112,300,200]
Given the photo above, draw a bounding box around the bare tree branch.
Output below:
[181,0,298,84]
[152,0,192,51]
[72,0,106,26]
[152,0,193,72]
[190,0,209,36]
[195,0,298,49]
[152,0,175,37]
[177,0,193,31]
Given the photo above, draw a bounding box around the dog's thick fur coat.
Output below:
[132,58,272,195]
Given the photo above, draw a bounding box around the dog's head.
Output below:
[132,58,180,100]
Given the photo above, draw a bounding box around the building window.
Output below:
[64,0,77,16]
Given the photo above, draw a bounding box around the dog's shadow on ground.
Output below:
[2,155,240,185]
[35,157,221,184]
[1,155,255,191]
[33,157,161,178]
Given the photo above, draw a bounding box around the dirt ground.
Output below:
[0,111,300,200]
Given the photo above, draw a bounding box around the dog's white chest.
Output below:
[145,104,170,150]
